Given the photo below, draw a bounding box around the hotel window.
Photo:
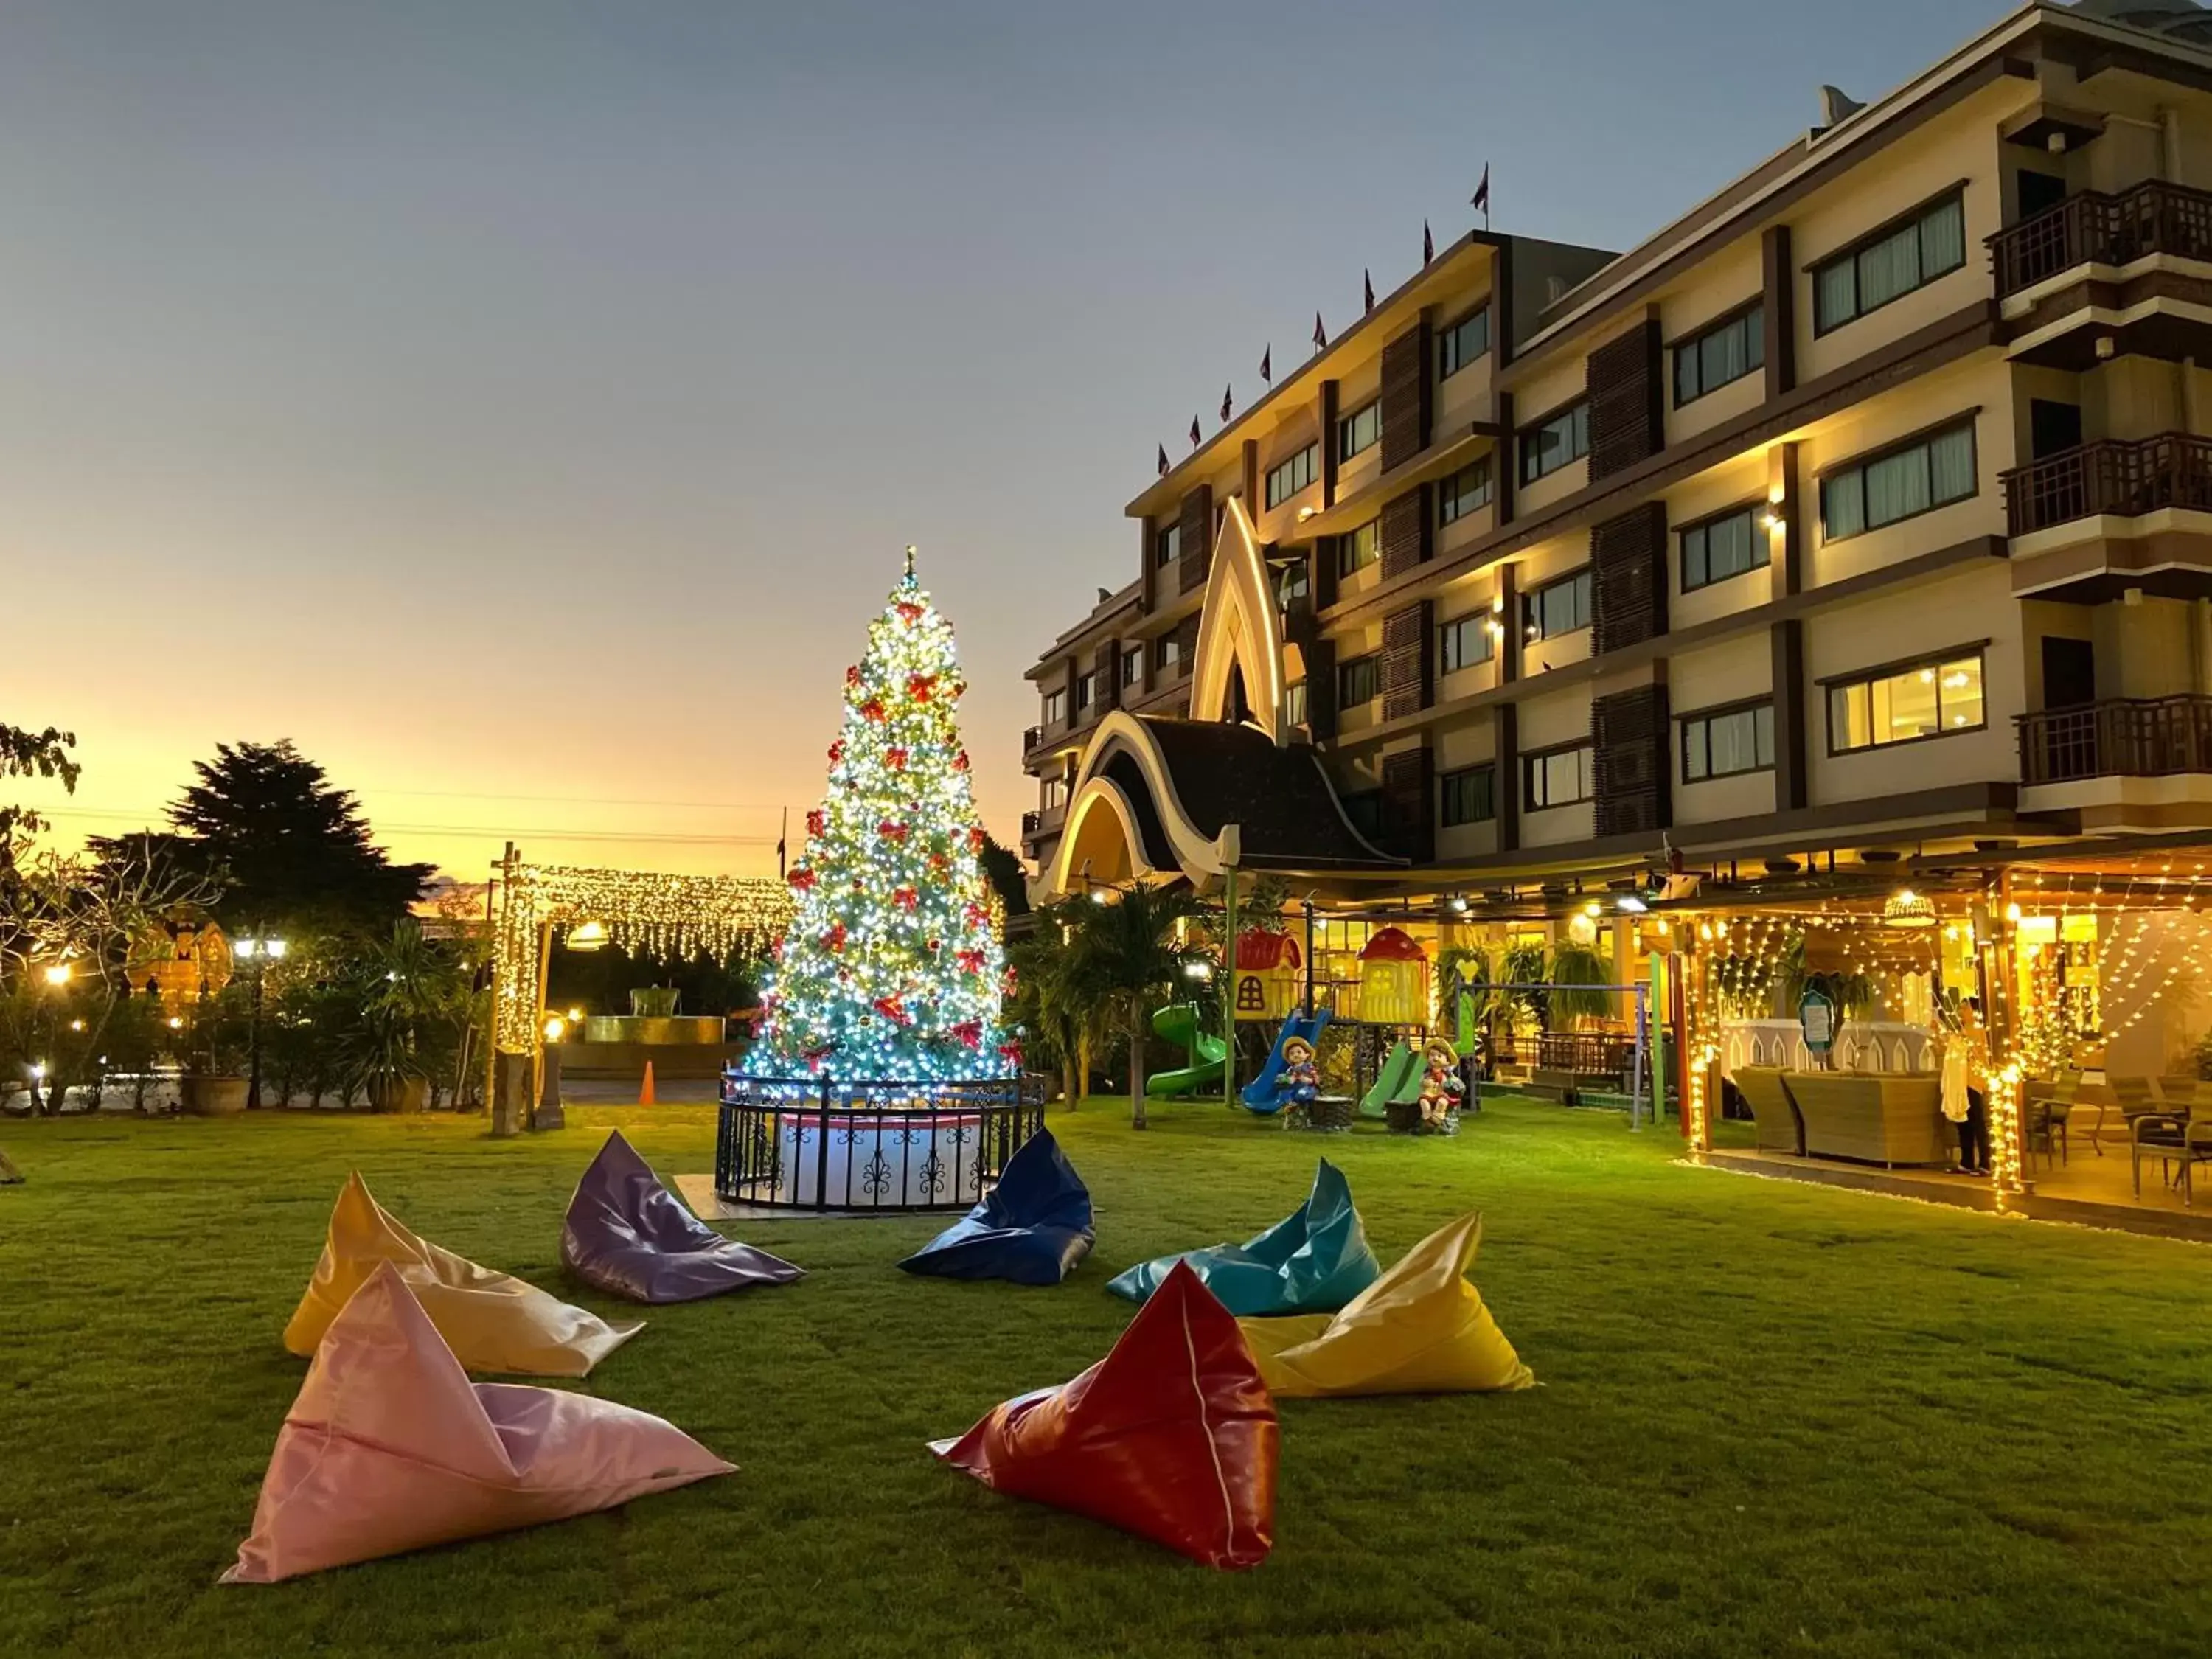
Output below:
[1437,306,1491,378]
[1041,775,1068,811]
[1826,651,1986,754]
[1338,653,1380,709]
[1438,612,1496,674]
[1121,646,1144,687]
[1523,742,1593,810]
[1673,305,1764,406]
[1340,790,1384,837]
[1523,568,1592,641]
[1819,420,1976,542]
[1519,400,1589,485]
[1042,689,1066,725]
[1680,504,1770,592]
[1278,557,1310,609]
[1338,399,1381,462]
[1155,636,1180,672]
[1437,458,1494,526]
[1074,671,1096,711]
[1812,191,1967,334]
[1337,520,1380,578]
[1265,442,1319,508]
[1439,765,1496,827]
[1681,700,1775,781]
[1286,680,1309,726]
[1153,522,1181,568]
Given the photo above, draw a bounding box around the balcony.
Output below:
[2000,434,2212,537]
[2017,696,2212,785]
[1989,180,2212,299]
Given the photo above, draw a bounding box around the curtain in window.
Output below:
[1863,447,1932,529]
[1856,223,1923,313]
[1829,684,1871,751]
[1822,474,1866,540]
[1684,723,1710,780]
[1927,425,1975,504]
[1919,198,1966,278]
[1816,261,1857,330]
[1700,324,1748,393]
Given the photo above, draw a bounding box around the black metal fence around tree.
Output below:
[715,1073,1046,1211]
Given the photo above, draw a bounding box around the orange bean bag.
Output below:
[284,1172,639,1377]
[226,1262,730,1583]
[1237,1211,1534,1398]
[930,1260,1278,1569]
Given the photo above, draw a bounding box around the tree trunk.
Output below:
[1130,1004,1147,1130]
[1077,1030,1092,1105]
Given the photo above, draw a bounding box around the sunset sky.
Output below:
[1,0,1998,883]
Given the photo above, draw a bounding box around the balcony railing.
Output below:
[2017,695,2212,785]
[1999,432,2212,535]
[1988,179,2212,298]
[1021,810,1042,837]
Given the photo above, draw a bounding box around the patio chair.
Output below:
[2093,1075,2160,1155]
[2130,1108,2190,1199]
[2180,1116,2212,1208]
[2024,1074,2076,1169]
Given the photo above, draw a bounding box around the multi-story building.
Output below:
[1023,0,2212,911]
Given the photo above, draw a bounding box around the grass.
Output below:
[4,1096,2211,1659]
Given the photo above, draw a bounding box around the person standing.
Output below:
[1941,999,1992,1175]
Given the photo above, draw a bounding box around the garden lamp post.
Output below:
[234,936,288,1109]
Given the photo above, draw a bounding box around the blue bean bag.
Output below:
[1106,1158,1380,1317]
[897,1128,1095,1285]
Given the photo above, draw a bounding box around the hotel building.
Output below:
[1021,0,2212,914]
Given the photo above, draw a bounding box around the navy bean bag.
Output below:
[897,1128,1094,1285]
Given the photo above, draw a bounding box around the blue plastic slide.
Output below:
[1240,1009,1332,1113]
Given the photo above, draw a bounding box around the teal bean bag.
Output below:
[1106,1158,1380,1317]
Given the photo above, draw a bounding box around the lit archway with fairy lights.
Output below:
[489,846,794,1120]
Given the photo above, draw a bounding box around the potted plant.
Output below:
[181,985,252,1116]
[341,924,465,1114]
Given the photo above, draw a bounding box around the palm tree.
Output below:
[1008,901,1105,1107]
[1068,883,1204,1130]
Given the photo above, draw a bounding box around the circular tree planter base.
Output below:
[182,1077,250,1117]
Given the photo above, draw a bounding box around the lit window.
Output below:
[1827,653,1984,752]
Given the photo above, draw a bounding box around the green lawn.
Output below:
[4,1096,2210,1659]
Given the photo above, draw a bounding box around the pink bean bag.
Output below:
[225,1261,732,1584]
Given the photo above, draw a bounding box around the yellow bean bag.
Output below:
[1237,1211,1533,1397]
[284,1172,641,1377]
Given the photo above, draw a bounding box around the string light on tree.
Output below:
[741,549,1008,1083]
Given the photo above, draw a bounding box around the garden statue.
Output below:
[1275,1035,1320,1115]
[1416,1037,1464,1132]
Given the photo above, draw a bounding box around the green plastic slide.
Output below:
[1359,1040,1425,1119]
[1147,1003,1229,1097]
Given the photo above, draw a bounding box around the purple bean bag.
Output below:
[561,1131,804,1304]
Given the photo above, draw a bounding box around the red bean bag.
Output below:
[928,1260,1277,1569]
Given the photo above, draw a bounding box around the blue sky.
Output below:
[0,0,2009,876]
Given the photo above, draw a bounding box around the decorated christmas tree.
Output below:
[742,550,1012,1083]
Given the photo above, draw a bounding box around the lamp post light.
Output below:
[234,936,289,1109]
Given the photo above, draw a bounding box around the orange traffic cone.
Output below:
[639,1062,656,1107]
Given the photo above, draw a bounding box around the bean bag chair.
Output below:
[929,1260,1276,1569]
[285,1172,640,1377]
[1238,1211,1534,1397]
[1105,1158,1380,1317]
[562,1130,804,1304]
[226,1262,731,1584]
[897,1127,1093,1284]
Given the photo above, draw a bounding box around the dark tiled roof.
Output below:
[1134,718,1402,869]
